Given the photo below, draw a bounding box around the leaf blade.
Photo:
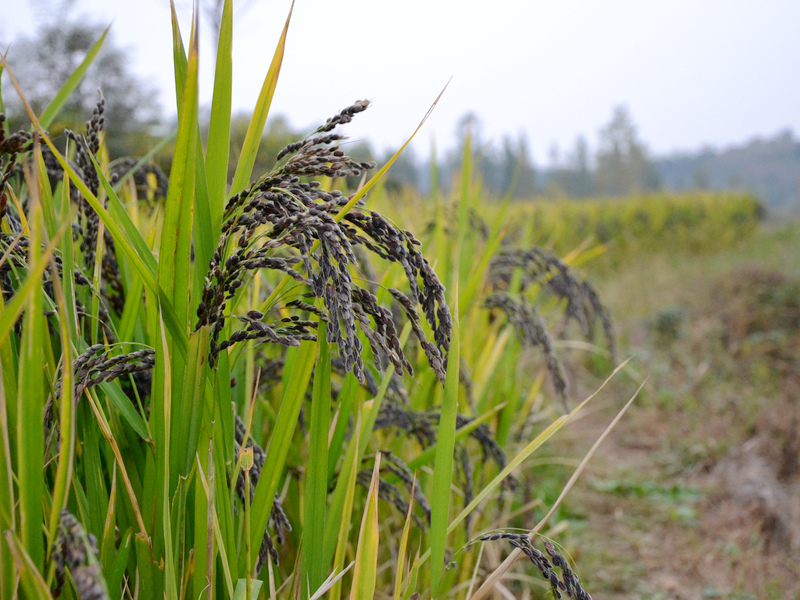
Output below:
[230,2,294,195]
[38,26,109,129]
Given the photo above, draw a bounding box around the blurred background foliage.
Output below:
[3,4,799,213]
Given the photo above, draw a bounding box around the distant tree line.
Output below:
[378,108,800,212]
[0,8,663,202]
[4,8,797,212]
[654,130,800,211]
[380,106,663,200]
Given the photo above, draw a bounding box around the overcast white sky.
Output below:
[3,0,799,165]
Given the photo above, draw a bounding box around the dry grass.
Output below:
[559,223,800,599]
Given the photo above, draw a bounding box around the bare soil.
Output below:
[557,225,800,600]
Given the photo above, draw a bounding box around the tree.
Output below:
[595,106,660,196]
[498,134,536,198]
[226,113,298,182]
[381,144,420,193]
[566,135,594,197]
[2,10,161,158]
[547,136,595,198]
[443,114,537,199]
[198,0,257,41]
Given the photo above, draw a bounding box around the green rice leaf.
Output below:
[4,532,52,599]
[99,466,119,579]
[322,322,412,567]
[134,532,159,598]
[107,528,133,597]
[78,402,110,538]
[245,338,316,574]
[233,578,264,600]
[302,322,331,597]
[0,338,16,598]
[196,445,236,599]
[328,417,360,600]
[326,372,358,485]
[193,437,213,600]
[46,173,78,542]
[206,0,234,230]
[169,0,214,325]
[15,202,46,570]
[38,26,109,129]
[429,298,460,598]
[0,227,63,347]
[230,2,293,195]
[172,327,209,478]
[160,11,199,331]
[419,359,631,570]
[350,453,381,600]
[406,402,505,471]
[97,378,150,441]
[393,479,417,600]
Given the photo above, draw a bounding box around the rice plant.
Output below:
[0,3,634,599]
[500,191,764,267]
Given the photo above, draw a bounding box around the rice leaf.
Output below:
[326,372,358,485]
[38,26,109,129]
[0,224,63,347]
[193,437,213,600]
[16,201,46,570]
[97,377,150,441]
[83,388,148,537]
[322,322,412,567]
[233,578,264,600]
[230,2,294,195]
[168,0,214,323]
[172,327,209,478]
[99,465,118,579]
[350,452,381,600]
[78,403,109,537]
[310,562,354,600]
[393,478,417,600]
[245,339,316,575]
[156,318,180,600]
[0,350,16,599]
[116,267,146,344]
[45,193,77,550]
[160,10,198,331]
[419,359,631,570]
[474,328,512,411]
[405,402,506,471]
[4,531,52,599]
[206,0,234,229]
[459,227,505,316]
[429,298,459,599]
[302,321,331,597]
[134,532,158,598]
[401,548,421,600]
[34,148,58,240]
[196,447,236,599]
[107,527,133,597]
[328,417,360,600]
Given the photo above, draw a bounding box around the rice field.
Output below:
[0,4,778,600]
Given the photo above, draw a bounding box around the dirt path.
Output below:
[557,227,800,599]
